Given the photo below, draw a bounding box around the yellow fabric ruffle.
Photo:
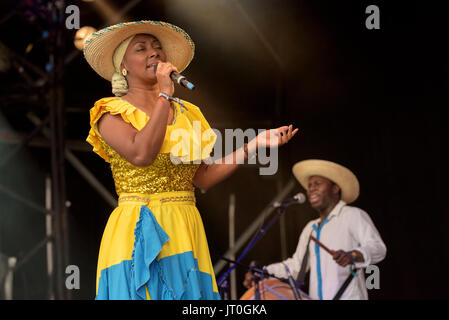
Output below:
[86,96,217,163]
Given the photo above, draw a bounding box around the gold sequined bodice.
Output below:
[86,97,216,196]
[100,137,200,195]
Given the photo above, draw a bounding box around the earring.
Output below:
[122,69,127,76]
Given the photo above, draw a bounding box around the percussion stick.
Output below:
[309,235,335,256]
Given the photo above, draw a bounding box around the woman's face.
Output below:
[121,33,167,85]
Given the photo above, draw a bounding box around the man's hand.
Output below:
[243,271,254,289]
[332,250,363,267]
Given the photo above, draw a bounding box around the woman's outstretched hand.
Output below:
[248,125,299,152]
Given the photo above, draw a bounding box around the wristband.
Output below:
[350,265,358,277]
[158,92,171,101]
[158,92,188,113]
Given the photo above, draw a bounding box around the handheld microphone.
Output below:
[271,193,306,208]
[153,63,195,90]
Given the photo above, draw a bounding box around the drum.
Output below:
[240,279,311,300]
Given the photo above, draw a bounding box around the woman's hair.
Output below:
[111,35,135,96]
[111,71,128,97]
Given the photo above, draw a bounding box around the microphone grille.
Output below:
[294,193,307,204]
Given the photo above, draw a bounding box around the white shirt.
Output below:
[265,200,387,300]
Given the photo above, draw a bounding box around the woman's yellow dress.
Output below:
[86,96,220,300]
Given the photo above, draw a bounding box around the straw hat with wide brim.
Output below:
[292,159,360,204]
[83,20,195,81]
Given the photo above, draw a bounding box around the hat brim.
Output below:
[292,159,360,204]
[83,20,195,81]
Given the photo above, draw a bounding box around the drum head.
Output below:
[240,279,299,300]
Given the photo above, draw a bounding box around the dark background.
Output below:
[0,0,448,299]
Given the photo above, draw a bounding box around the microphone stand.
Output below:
[217,205,302,299]
[219,279,230,300]
[254,272,261,300]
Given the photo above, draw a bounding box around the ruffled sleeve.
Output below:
[86,97,216,164]
[86,97,149,162]
[162,99,217,163]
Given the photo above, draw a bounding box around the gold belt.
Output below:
[159,195,196,203]
[118,194,196,205]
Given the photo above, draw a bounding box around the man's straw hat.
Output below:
[292,159,360,203]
